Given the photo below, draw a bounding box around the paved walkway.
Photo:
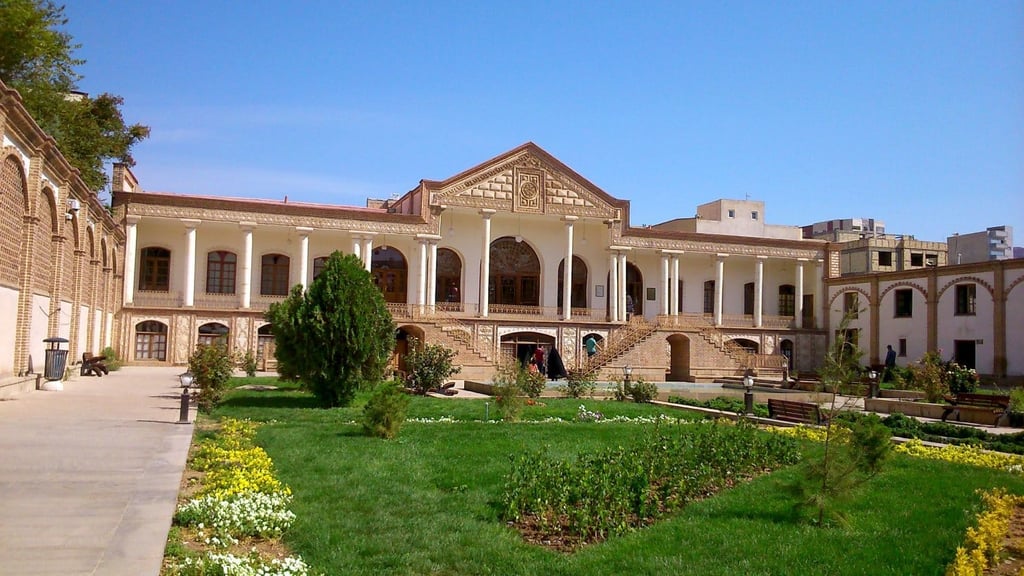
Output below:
[0,366,194,576]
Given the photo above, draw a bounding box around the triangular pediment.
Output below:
[426,143,623,219]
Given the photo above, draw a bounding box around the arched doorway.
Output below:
[257,324,275,370]
[733,338,759,354]
[394,325,426,378]
[780,339,794,371]
[134,320,168,361]
[626,262,643,316]
[372,247,408,303]
[489,237,540,308]
[434,248,463,310]
[499,331,555,368]
[557,255,588,312]
[666,334,691,381]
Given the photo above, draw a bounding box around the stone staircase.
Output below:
[581,317,658,376]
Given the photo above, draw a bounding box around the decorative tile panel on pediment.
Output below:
[128,203,434,236]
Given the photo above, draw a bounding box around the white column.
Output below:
[795,259,805,329]
[618,251,628,322]
[361,237,373,271]
[479,210,495,317]
[123,216,138,305]
[754,256,765,328]
[815,259,824,329]
[660,254,670,316]
[427,241,438,310]
[670,255,680,315]
[714,255,725,326]
[297,227,312,290]
[240,224,253,308]
[417,239,428,310]
[608,251,619,322]
[562,216,577,320]
[352,235,362,261]
[183,219,200,307]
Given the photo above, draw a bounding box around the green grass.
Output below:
[208,379,1024,575]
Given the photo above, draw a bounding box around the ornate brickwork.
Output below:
[560,326,578,367]
[33,189,55,294]
[476,323,495,360]
[0,155,25,288]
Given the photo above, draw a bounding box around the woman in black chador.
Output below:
[546,347,567,380]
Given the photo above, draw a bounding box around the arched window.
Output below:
[489,237,540,307]
[557,255,588,310]
[312,256,328,280]
[139,247,170,291]
[206,251,236,294]
[198,322,230,347]
[778,284,796,316]
[434,248,462,306]
[260,254,290,296]
[625,262,643,316]
[371,247,408,303]
[134,320,168,360]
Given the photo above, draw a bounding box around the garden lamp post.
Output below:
[622,364,633,386]
[178,371,194,424]
[868,369,879,399]
[743,373,755,415]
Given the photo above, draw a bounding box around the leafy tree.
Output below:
[402,336,460,394]
[0,0,149,190]
[787,311,891,526]
[265,251,395,407]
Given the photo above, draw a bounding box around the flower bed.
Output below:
[946,488,1024,576]
[164,418,314,576]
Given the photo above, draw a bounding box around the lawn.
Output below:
[208,378,1024,575]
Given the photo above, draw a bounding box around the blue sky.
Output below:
[63,1,1022,242]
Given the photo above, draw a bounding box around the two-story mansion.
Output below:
[111,143,831,381]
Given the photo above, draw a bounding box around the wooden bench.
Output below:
[767,398,826,425]
[80,353,108,377]
[941,393,1009,426]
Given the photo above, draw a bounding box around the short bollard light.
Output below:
[868,369,879,399]
[485,401,490,421]
[178,371,194,424]
[622,364,633,386]
[743,373,755,416]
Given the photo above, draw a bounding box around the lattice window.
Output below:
[778,284,795,316]
[135,320,168,361]
[260,253,290,296]
[139,247,170,291]
[703,280,715,314]
[198,322,229,347]
[0,157,26,288]
[206,250,237,294]
[312,256,328,280]
[33,191,55,294]
[489,237,540,306]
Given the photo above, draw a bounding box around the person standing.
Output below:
[584,335,597,357]
[884,344,897,382]
[532,346,545,373]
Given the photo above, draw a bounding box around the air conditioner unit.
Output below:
[67,199,81,212]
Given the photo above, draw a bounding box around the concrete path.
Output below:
[0,366,194,576]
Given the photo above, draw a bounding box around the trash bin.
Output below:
[43,337,70,382]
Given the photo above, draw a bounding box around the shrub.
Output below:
[188,343,234,413]
[100,346,122,371]
[403,337,461,394]
[362,380,410,439]
[560,368,595,399]
[519,366,548,399]
[492,360,524,422]
[667,395,771,418]
[241,350,258,378]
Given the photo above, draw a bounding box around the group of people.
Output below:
[528,345,567,379]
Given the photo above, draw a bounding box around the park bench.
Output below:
[767,398,827,425]
[941,393,1009,427]
[80,352,108,377]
